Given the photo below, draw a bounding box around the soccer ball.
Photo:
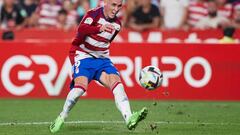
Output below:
[139,66,163,90]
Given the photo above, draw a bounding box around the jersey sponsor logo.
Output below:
[98,18,121,31]
[105,27,114,34]
[84,17,93,25]
[95,18,121,40]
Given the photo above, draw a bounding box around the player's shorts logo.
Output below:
[75,61,81,74]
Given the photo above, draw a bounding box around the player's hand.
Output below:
[100,24,115,33]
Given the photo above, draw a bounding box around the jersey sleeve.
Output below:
[110,19,122,42]
[72,10,101,45]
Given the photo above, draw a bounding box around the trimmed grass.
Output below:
[0,99,240,135]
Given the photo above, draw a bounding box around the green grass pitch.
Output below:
[0,99,240,135]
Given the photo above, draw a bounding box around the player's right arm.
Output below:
[72,9,114,46]
[72,9,101,45]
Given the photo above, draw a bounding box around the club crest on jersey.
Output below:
[84,17,93,25]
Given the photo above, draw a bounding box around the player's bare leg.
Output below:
[100,72,148,130]
[49,76,88,133]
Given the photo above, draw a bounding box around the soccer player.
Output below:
[49,0,148,133]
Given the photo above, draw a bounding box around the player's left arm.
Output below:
[109,21,122,42]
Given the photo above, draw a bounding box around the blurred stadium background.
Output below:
[1,0,240,135]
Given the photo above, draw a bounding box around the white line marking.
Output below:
[0,120,239,126]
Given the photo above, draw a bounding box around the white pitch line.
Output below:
[0,120,240,126]
[0,121,123,126]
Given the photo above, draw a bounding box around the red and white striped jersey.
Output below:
[70,7,121,64]
[36,0,62,27]
[233,2,240,11]
[188,1,208,27]
[217,3,233,19]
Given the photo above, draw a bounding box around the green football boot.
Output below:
[126,107,148,130]
[49,116,64,133]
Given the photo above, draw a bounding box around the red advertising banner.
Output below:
[0,42,240,100]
